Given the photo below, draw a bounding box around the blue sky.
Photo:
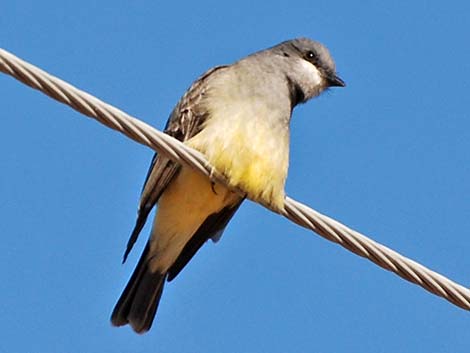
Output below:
[1,1,469,352]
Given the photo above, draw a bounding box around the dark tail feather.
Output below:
[111,243,166,334]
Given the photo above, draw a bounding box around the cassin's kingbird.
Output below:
[111,37,345,333]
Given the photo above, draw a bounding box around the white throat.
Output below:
[299,60,322,87]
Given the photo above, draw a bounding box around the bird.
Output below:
[111,37,345,333]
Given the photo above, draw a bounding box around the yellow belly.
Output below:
[187,110,289,210]
[149,166,239,272]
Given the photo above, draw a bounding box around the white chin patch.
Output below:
[300,60,322,87]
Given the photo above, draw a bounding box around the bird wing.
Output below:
[122,65,228,262]
[167,199,243,281]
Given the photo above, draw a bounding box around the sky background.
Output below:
[1,1,469,352]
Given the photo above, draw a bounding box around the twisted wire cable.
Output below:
[1,48,469,310]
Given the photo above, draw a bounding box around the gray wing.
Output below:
[122,65,228,262]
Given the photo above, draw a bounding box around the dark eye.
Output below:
[306,51,316,60]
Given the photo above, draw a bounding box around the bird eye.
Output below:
[306,51,317,61]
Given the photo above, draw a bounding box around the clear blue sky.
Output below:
[1,1,469,352]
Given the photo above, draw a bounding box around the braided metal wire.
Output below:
[1,48,469,310]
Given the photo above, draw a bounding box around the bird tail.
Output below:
[111,243,166,334]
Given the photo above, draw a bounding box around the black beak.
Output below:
[327,74,346,87]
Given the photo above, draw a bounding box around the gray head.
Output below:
[263,38,345,105]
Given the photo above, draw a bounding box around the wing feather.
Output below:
[122,65,228,262]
